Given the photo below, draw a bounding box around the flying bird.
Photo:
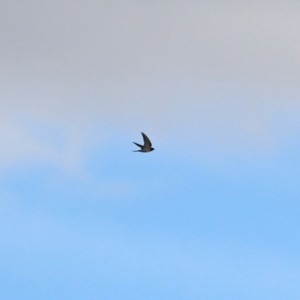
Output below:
[133,132,155,153]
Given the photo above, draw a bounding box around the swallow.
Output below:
[133,132,155,152]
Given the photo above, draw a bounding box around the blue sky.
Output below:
[1,1,300,299]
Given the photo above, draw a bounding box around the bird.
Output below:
[133,132,155,153]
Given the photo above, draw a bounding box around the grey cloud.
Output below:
[2,1,300,83]
[1,1,300,164]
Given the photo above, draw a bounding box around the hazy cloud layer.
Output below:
[1,1,300,164]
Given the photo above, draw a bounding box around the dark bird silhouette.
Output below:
[133,132,155,153]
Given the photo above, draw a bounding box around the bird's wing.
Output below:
[141,132,152,147]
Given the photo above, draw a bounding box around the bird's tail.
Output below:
[133,142,143,148]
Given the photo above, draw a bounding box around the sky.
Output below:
[1,1,300,299]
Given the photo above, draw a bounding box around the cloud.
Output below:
[1,1,300,165]
[2,1,299,83]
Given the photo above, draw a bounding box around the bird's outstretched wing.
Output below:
[141,132,152,147]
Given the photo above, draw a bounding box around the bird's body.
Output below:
[133,132,155,153]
